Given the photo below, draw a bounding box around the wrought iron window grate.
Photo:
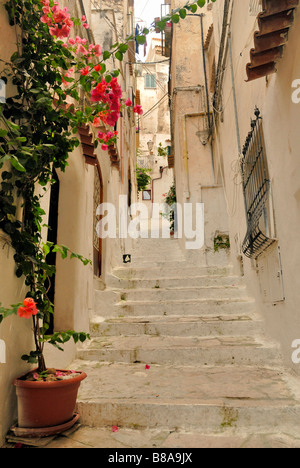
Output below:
[241,108,275,259]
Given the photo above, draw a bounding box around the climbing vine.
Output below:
[0,0,213,372]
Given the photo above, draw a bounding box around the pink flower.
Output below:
[68,37,76,45]
[81,15,87,22]
[101,144,108,151]
[112,426,119,433]
[76,44,87,55]
[145,364,150,370]
[93,44,102,57]
[75,36,82,43]
[83,23,89,29]
[32,373,39,380]
[133,105,143,116]
[125,98,132,107]
[40,14,52,25]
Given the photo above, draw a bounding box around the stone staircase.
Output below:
[71,237,300,447]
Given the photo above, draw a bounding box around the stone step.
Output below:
[95,286,249,306]
[95,298,256,318]
[41,425,300,448]
[113,265,234,280]
[77,335,280,367]
[73,360,300,436]
[89,315,264,338]
[106,274,243,289]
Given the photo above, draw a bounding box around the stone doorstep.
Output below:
[112,266,234,280]
[95,289,251,308]
[106,275,244,289]
[89,315,264,338]
[107,300,256,318]
[76,334,281,367]
[70,361,300,435]
[5,425,300,448]
[42,426,300,449]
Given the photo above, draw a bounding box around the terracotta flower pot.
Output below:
[13,369,87,429]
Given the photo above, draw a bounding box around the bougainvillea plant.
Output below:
[0,0,212,375]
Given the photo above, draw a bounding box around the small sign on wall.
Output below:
[123,254,131,264]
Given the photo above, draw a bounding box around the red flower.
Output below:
[125,98,132,107]
[94,64,101,72]
[17,298,38,319]
[112,426,119,433]
[145,364,150,370]
[80,66,89,76]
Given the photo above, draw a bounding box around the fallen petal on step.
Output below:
[112,426,119,432]
[145,364,150,370]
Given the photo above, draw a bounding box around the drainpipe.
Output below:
[228,31,241,154]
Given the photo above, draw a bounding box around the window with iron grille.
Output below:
[144,74,156,89]
[241,107,275,259]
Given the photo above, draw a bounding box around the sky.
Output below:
[134,0,165,29]
[134,0,165,60]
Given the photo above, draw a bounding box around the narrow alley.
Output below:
[30,235,300,448]
[1,0,300,453]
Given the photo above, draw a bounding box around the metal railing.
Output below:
[241,108,275,259]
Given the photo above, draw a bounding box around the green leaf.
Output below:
[197,0,206,7]
[136,35,146,45]
[118,44,128,53]
[171,14,180,23]
[10,156,26,172]
[103,51,111,61]
[179,9,187,19]
[115,51,123,62]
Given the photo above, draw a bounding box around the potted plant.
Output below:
[0,244,91,435]
[0,0,141,436]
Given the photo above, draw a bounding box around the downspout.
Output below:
[200,13,215,183]
[228,31,241,154]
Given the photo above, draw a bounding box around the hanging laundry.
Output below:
[135,24,141,54]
